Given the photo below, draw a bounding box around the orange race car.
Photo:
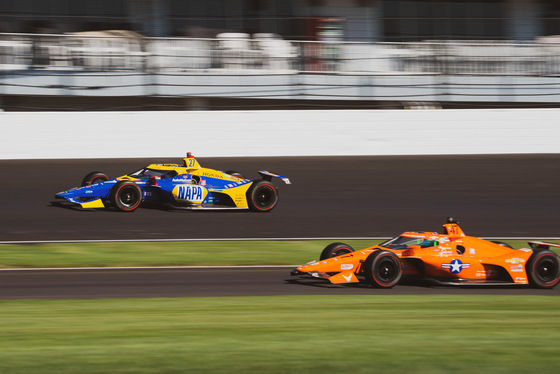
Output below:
[291,218,560,289]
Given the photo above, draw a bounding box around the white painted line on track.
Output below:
[1,237,560,245]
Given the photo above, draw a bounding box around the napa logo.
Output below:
[173,185,207,203]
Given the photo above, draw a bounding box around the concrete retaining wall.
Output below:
[1,109,559,159]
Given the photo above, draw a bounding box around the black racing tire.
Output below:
[320,243,355,260]
[526,249,560,289]
[226,170,246,179]
[110,181,143,212]
[246,180,278,212]
[81,171,109,187]
[490,240,513,249]
[363,251,403,288]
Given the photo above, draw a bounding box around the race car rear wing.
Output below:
[529,241,560,250]
[258,171,291,184]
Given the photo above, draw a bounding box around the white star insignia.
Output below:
[450,260,462,273]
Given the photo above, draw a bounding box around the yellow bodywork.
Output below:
[79,198,105,209]
[115,155,250,207]
[208,183,252,208]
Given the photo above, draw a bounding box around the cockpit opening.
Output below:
[379,236,439,250]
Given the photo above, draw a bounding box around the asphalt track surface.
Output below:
[1,267,559,300]
[1,155,559,299]
[2,154,560,241]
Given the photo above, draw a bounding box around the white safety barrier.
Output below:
[1,109,559,159]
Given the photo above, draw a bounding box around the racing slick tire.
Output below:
[247,180,278,212]
[526,249,560,289]
[226,170,247,179]
[320,243,355,260]
[110,181,143,212]
[81,171,109,187]
[490,240,513,249]
[363,251,403,288]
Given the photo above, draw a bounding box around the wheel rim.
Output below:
[255,185,275,208]
[536,256,559,283]
[377,258,399,283]
[119,186,140,208]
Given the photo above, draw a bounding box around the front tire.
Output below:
[110,181,142,212]
[320,243,354,260]
[81,171,109,186]
[363,251,402,288]
[526,249,560,289]
[247,180,278,212]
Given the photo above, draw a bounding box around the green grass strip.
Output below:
[0,240,558,268]
[0,240,371,268]
[0,295,559,374]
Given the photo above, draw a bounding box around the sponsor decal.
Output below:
[505,258,525,264]
[515,277,527,283]
[342,274,354,282]
[441,259,471,274]
[435,247,453,256]
[172,178,192,183]
[202,172,223,178]
[510,265,524,272]
[173,185,206,203]
[341,264,353,270]
[469,248,476,255]
[476,270,498,278]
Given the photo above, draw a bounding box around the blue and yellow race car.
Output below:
[55,153,290,212]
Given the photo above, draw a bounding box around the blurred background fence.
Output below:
[2,32,560,74]
[2,32,560,110]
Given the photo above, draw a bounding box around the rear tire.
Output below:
[320,243,354,260]
[247,180,278,212]
[363,251,402,288]
[490,240,513,249]
[81,171,109,186]
[526,249,560,289]
[110,181,142,212]
[226,170,246,179]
